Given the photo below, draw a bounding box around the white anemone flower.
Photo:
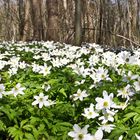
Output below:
[115,101,129,110]
[82,103,99,119]
[79,66,90,78]
[75,80,85,86]
[117,51,131,65]
[73,89,88,101]
[51,57,62,68]
[135,134,140,140]
[33,55,41,60]
[128,55,139,65]
[90,70,96,80]
[102,51,117,68]
[99,109,117,124]
[0,84,5,98]
[32,63,41,73]
[88,54,100,66]
[19,61,27,69]
[8,67,18,76]
[75,59,85,66]
[133,78,140,92]
[100,124,115,133]
[32,93,55,108]
[122,71,138,82]
[39,64,52,76]
[8,56,20,68]
[95,90,116,110]
[59,57,70,65]
[41,53,51,61]
[118,135,123,140]
[89,129,103,140]
[95,67,112,82]
[68,124,91,140]
[0,60,7,70]
[42,84,51,92]
[117,84,135,100]
[11,83,26,97]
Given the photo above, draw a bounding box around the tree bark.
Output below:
[74,0,82,46]
[18,0,24,40]
[22,0,30,41]
[31,0,43,40]
[46,0,59,41]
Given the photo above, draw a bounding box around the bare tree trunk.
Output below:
[4,0,11,40]
[46,0,59,41]
[74,0,82,46]
[98,0,103,44]
[18,0,24,40]
[22,0,30,41]
[136,0,140,43]
[0,0,140,45]
[31,0,43,40]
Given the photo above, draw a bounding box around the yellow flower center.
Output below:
[101,74,105,79]
[39,97,43,102]
[128,76,131,81]
[45,68,48,72]
[78,133,84,139]
[103,101,109,107]
[88,112,93,116]
[77,92,81,97]
[122,89,128,94]
[14,87,19,91]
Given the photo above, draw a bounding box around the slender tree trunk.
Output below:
[98,0,103,44]
[31,0,43,40]
[74,0,82,46]
[46,0,59,41]
[4,0,11,40]
[22,0,30,41]
[18,0,24,40]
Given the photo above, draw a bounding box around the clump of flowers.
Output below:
[0,41,140,139]
[32,93,55,108]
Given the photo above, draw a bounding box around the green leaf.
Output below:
[38,124,45,132]
[20,119,28,128]
[8,126,23,140]
[59,88,67,97]
[48,79,58,85]
[133,108,140,114]
[123,112,138,122]
[109,125,129,139]
[0,120,6,131]
[22,124,34,131]
[25,133,35,140]
[133,114,140,123]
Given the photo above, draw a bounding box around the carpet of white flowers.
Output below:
[0,41,140,140]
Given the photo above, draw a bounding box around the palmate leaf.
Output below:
[51,121,72,135]
[20,119,29,128]
[0,105,18,122]
[8,125,24,140]
[108,124,129,139]
[30,116,41,125]
[22,124,34,131]
[24,133,35,140]
[59,88,67,97]
[128,126,140,137]
[133,108,140,114]
[122,112,138,123]
[0,120,6,131]
[52,103,75,119]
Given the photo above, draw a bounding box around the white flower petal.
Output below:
[95,129,103,140]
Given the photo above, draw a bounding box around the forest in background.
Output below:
[0,0,140,47]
